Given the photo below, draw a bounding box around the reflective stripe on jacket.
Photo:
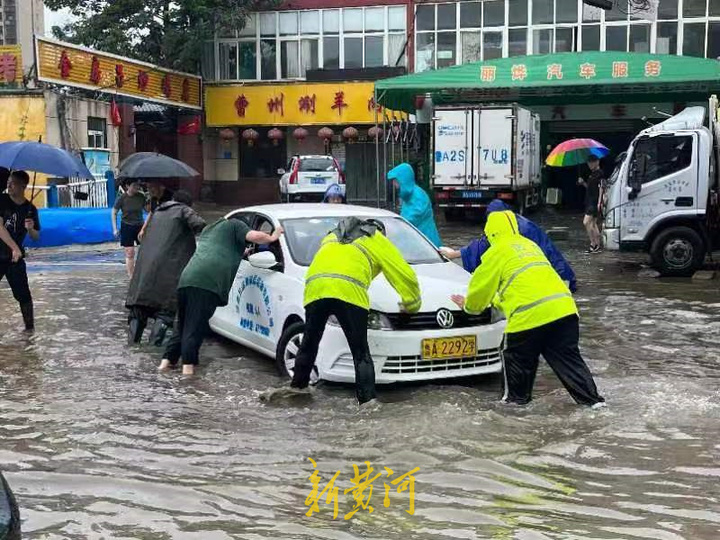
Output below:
[464,210,577,333]
[304,230,422,312]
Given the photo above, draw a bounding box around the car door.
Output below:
[231,213,288,352]
[620,133,697,243]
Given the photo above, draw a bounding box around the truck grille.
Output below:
[381,349,501,375]
[385,309,492,330]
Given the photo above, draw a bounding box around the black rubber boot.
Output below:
[128,317,146,344]
[148,319,170,347]
[20,302,34,332]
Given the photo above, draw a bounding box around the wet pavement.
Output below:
[1,207,719,539]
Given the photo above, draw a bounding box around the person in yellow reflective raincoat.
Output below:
[451,210,605,407]
[291,217,421,405]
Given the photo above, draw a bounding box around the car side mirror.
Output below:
[277,168,286,175]
[248,251,278,270]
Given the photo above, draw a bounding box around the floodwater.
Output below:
[1,209,719,540]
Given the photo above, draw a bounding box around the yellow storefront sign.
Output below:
[0,45,22,85]
[206,82,404,127]
[36,37,202,110]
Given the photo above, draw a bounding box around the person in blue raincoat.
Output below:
[387,163,442,247]
[440,199,577,292]
[323,183,346,204]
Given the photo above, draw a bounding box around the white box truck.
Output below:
[432,104,541,218]
[603,96,720,276]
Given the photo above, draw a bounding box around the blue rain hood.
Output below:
[387,163,442,247]
[323,183,346,203]
[486,200,511,214]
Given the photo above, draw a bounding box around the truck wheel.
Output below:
[650,226,706,277]
[275,322,319,385]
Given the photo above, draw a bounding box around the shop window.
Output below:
[509,0,529,26]
[238,42,256,79]
[260,12,276,36]
[281,41,299,78]
[389,7,407,31]
[323,37,340,69]
[260,40,276,79]
[484,1,505,27]
[483,32,503,59]
[460,2,482,28]
[508,28,528,56]
[533,0,554,25]
[555,27,576,52]
[708,22,720,58]
[343,8,363,33]
[87,117,107,149]
[323,10,340,34]
[365,7,385,32]
[219,42,237,79]
[462,32,483,63]
[683,22,706,57]
[344,37,363,67]
[437,32,457,68]
[417,5,435,31]
[629,25,650,52]
[239,14,256,37]
[606,0,628,21]
[711,0,720,16]
[556,0,578,24]
[683,0,707,18]
[605,26,628,51]
[437,4,457,30]
[279,12,298,35]
[416,33,435,71]
[365,36,384,67]
[581,25,600,50]
[657,0,679,18]
[388,34,406,66]
[533,28,553,53]
[631,136,693,185]
[300,39,318,75]
[656,22,678,54]
[300,11,319,34]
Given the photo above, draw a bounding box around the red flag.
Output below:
[110,99,122,126]
[178,116,201,135]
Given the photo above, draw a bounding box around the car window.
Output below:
[631,135,693,185]
[299,158,337,172]
[282,216,442,266]
[254,214,284,270]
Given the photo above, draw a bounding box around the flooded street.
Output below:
[1,208,719,540]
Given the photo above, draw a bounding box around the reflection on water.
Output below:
[0,210,719,539]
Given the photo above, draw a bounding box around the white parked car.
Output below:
[209,204,506,384]
[278,155,345,202]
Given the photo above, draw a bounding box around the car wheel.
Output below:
[650,226,706,277]
[276,321,319,385]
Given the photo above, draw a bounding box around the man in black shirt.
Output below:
[0,171,41,331]
[578,155,604,253]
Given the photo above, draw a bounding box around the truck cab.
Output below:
[603,102,720,276]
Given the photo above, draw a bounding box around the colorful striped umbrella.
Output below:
[545,138,610,167]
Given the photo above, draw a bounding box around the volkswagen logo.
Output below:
[436,309,454,329]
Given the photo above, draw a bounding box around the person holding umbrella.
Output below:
[578,155,605,253]
[0,171,41,331]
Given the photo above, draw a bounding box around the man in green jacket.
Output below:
[159,217,283,376]
[451,210,605,408]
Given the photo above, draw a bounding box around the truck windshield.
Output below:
[282,217,443,266]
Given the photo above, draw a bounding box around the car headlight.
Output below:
[368,310,393,331]
[490,307,505,324]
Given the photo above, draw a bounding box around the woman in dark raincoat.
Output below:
[126,190,206,345]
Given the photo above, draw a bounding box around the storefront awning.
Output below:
[376,52,720,112]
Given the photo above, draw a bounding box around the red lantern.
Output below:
[268,127,284,146]
[293,127,309,143]
[342,126,359,143]
[219,128,236,140]
[241,128,259,147]
[368,126,383,140]
[318,127,334,141]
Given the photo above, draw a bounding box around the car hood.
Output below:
[368,262,470,313]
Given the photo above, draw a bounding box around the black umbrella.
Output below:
[117,152,199,179]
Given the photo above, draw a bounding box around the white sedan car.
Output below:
[209,204,505,384]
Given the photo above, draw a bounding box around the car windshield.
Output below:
[299,158,337,172]
[282,216,443,266]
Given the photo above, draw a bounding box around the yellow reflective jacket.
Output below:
[304,230,422,312]
[464,211,577,333]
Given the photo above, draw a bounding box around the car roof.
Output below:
[294,155,333,159]
[227,203,397,221]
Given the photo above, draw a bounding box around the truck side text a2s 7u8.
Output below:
[431,104,541,220]
[602,96,720,277]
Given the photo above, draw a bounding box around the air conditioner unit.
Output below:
[546,188,562,205]
[583,0,613,9]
